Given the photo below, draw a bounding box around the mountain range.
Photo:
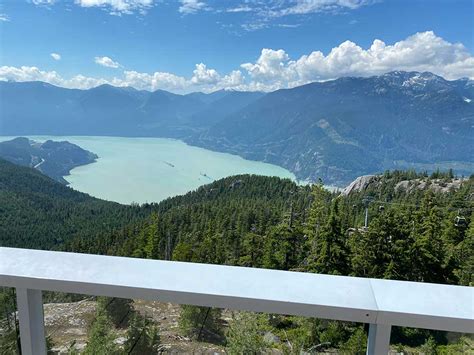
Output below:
[1,71,473,185]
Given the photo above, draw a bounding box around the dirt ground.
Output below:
[44,299,228,354]
[41,300,474,354]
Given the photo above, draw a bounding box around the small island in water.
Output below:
[0,137,98,184]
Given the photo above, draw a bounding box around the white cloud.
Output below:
[123,70,189,91]
[241,22,269,31]
[32,0,56,4]
[278,24,301,28]
[179,0,207,14]
[226,5,253,13]
[28,0,373,21]
[123,64,244,93]
[0,65,112,89]
[238,0,374,31]
[228,0,373,17]
[274,0,373,16]
[50,53,61,61]
[0,66,60,84]
[220,70,245,87]
[242,49,290,82]
[191,63,220,84]
[0,63,244,94]
[240,31,474,90]
[0,13,9,22]
[74,0,154,15]
[95,56,120,68]
[1,32,473,94]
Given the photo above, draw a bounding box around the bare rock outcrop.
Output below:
[341,175,380,196]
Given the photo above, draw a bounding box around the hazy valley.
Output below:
[2,71,473,186]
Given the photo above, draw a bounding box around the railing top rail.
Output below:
[1,247,472,333]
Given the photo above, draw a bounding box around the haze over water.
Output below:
[9,136,295,204]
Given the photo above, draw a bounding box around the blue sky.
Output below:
[0,0,472,93]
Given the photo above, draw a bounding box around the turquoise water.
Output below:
[3,136,295,204]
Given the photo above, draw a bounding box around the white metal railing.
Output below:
[0,247,473,355]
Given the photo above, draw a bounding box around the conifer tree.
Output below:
[98,297,134,328]
[412,192,447,283]
[179,305,222,340]
[123,313,160,354]
[226,312,266,354]
[263,223,305,270]
[456,211,474,286]
[239,232,264,267]
[306,181,330,246]
[144,213,162,260]
[83,306,118,354]
[309,199,348,275]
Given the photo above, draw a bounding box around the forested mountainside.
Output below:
[0,163,473,352]
[0,137,97,183]
[1,71,473,185]
[0,159,152,249]
[191,71,474,185]
[66,170,473,288]
[1,160,472,284]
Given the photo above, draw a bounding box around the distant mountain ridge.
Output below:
[0,81,264,137]
[1,71,473,185]
[191,71,474,184]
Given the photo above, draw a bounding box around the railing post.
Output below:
[367,323,391,355]
[16,288,47,355]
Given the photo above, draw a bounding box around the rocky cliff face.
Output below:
[394,178,466,194]
[341,175,380,195]
[341,174,466,196]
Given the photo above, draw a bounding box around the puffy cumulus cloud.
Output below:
[241,49,291,84]
[95,56,120,68]
[191,63,220,84]
[122,64,243,92]
[66,74,119,89]
[179,0,207,14]
[220,70,245,87]
[240,31,474,90]
[74,0,154,14]
[190,64,245,91]
[124,64,244,93]
[0,63,244,94]
[123,70,189,92]
[0,66,113,89]
[50,53,61,61]
[2,32,472,93]
[0,66,61,84]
